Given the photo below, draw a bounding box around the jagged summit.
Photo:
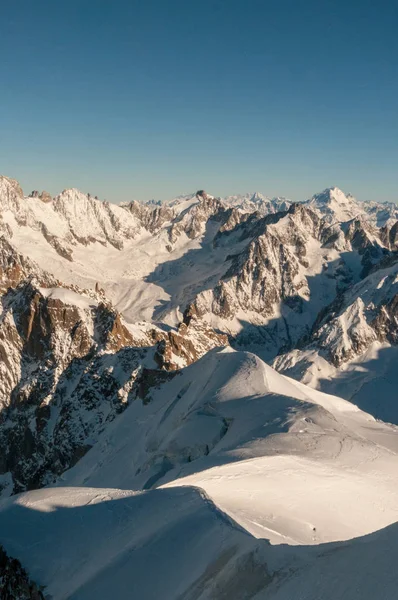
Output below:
[29,190,52,203]
[0,175,23,197]
[195,189,209,200]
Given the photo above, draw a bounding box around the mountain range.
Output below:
[0,175,397,599]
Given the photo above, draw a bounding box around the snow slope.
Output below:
[1,486,398,600]
[1,348,398,598]
[276,342,398,425]
[60,348,398,547]
[0,486,264,600]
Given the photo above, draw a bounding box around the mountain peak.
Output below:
[195,189,209,201]
[307,188,362,225]
[312,187,350,204]
[0,175,23,198]
[57,188,94,200]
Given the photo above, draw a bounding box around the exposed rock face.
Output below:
[0,342,151,495]
[195,189,208,201]
[185,205,327,342]
[177,200,398,363]
[39,191,52,203]
[40,224,74,261]
[275,256,398,377]
[0,235,228,496]
[0,545,44,599]
[126,200,176,234]
[342,218,388,276]
[0,275,157,495]
[0,238,56,289]
[155,316,228,370]
[94,302,141,351]
[371,293,398,345]
[0,176,23,199]
[189,232,304,320]
[380,221,398,250]
[29,190,52,203]
[168,194,224,244]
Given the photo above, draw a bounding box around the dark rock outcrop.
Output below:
[0,545,44,599]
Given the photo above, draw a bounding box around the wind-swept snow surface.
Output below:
[1,485,398,600]
[0,486,267,600]
[60,348,398,545]
[1,349,395,598]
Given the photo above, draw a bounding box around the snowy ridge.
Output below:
[1,348,398,598]
[1,485,398,600]
[61,347,398,546]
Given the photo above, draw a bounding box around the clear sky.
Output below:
[1,0,397,203]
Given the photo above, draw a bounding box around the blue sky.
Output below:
[1,0,397,203]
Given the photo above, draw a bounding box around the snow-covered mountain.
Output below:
[0,233,226,497]
[305,186,398,227]
[274,254,398,422]
[221,192,292,215]
[0,176,392,334]
[1,174,398,598]
[1,348,398,598]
